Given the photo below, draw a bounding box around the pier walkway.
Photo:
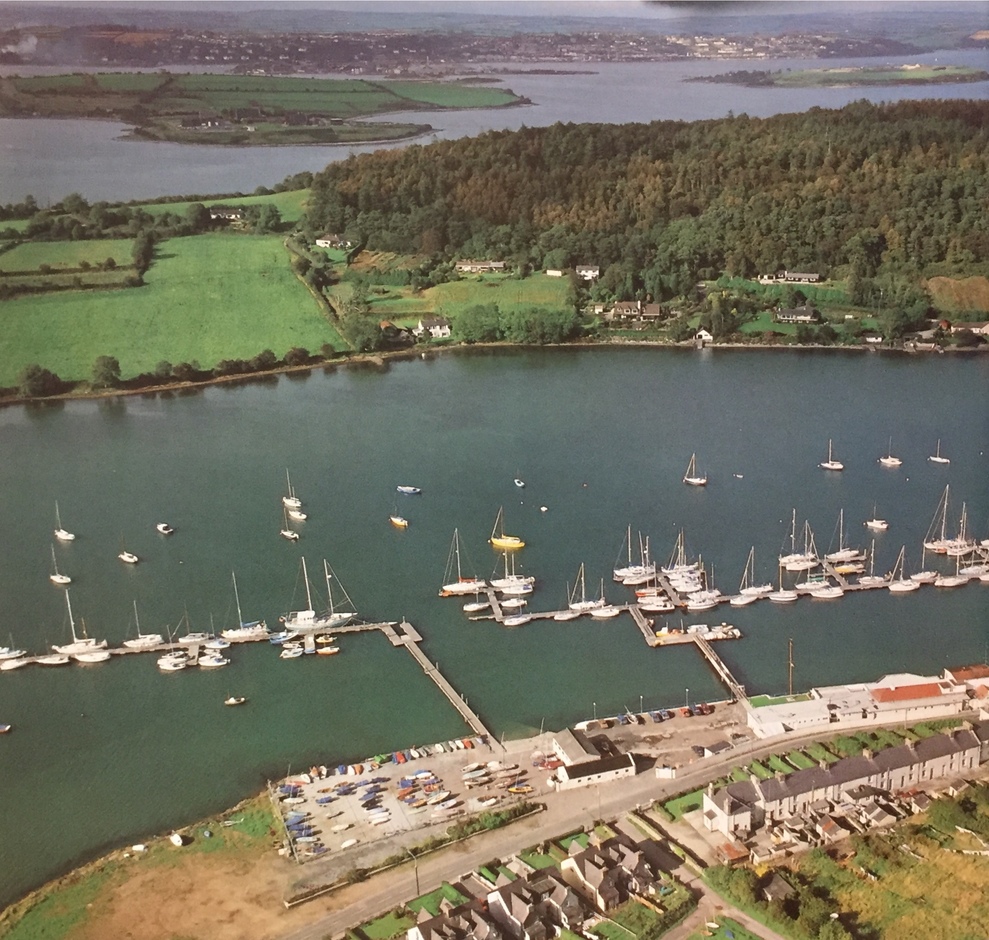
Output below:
[394,621,497,744]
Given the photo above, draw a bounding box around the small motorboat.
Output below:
[514,477,525,488]
[396,485,421,495]
[118,550,139,564]
[156,523,174,535]
[0,723,11,734]
[390,515,409,528]
[169,832,184,847]
[224,696,247,706]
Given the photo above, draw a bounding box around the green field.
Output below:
[137,189,308,225]
[0,239,132,273]
[330,271,571,326]
[776,65,989,87]
[0,234,340,385]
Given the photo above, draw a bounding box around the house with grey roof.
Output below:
[408,897,504,940]
[702,726,983,839]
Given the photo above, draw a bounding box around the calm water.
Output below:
[0,348,987,903]
[2,50,987,202]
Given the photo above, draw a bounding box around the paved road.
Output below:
[276,721,899,940]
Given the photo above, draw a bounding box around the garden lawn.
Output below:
[0,234,338,385]
[407,883,468,918]
[663,790,704,821]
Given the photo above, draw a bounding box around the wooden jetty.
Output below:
[394,621,497,744]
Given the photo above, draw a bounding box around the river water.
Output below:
[0,348,987,904]
[1,49,987,203]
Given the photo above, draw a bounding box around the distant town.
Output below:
[0,23,951,75]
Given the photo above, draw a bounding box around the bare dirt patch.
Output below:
[73,851,310,940]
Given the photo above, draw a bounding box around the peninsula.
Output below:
[689,64,989,88]
[0,72,524,146]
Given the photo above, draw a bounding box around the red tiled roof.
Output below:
[948,664,989,682]
[871,683,942,704]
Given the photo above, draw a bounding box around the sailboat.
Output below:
[858,540,888,586]
[733,547,773,601]
[440,529,487,595]
[944,503,976,557]
[280,506,300,541]
[910,544,939,584]
[123,600,164,648]
[52,591,108,656]
[282,469,303,509]
[613,526,654,582]
[928,439,950,464]
[779,512,818,571]
[888,547,921,593]
[923,485,951,554]
[568,563,606,612]
[865,504,888,531]
[49,544,71,585]
[934,555,966,588]
[53,501,75,541]
[118,539,139,564]
[768,564,798,603]
[878,438,902,468]
[590,578,621,619]
[682,453,708,486]
[490,552,534,595]
[222,572,268,640]
[819,438,844,471]
[489,507,525,550]
[282,558,356,630]
[824,510,863,563]
[390,514,410,528]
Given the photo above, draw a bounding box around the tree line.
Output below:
[305,99,989,303]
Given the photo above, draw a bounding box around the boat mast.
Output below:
[65,590,78,643]
[232,572,244,627]
[301,557,314,611]
[133,599,141,638]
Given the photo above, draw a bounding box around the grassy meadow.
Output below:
[137,189,309,225]
[329,271,571,327]
[0,234,341,385]
[0,239,132,273]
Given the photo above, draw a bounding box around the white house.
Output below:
[413,317,452,339]
[575,265,600,281]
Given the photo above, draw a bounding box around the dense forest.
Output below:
[305,100,989,302]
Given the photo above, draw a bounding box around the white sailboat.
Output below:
[910,545,939,584]
[222,572,268,640]
[878,438,902,468]
[819,438,844,471]
[280,506,300,541]
[865,504,888,531]
[934,555,966,588]
[49,544,71,585]
[731,547,773,606]
[282,469,303,509]
[888,547,921,593]
[613,526,654,581]
[118,543,139,564]
[768,565,798,603]
[858,540,888,586]
[490,552,535,594]
[282,558,356,630]
[944,503,976,557]
[440,529,487,595]
[824,510,863,563]
[52,591,107,656]
[53,501,75,541]
[682,453,708,486]
[123,600,164,649]
[780,514,818,571]
[923,485,951,554]
[928,439,950,464]
[568,563,606,612]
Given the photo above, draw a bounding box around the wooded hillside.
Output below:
[306,100,988,300]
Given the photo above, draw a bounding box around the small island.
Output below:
[0,71,524,146]
[689,64,989,88]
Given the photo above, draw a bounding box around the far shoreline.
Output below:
[4,337,983,410]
